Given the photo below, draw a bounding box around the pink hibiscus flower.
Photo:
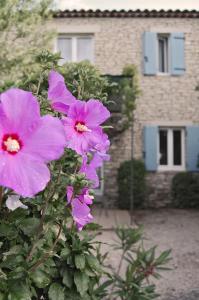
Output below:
[62,99,110,155]
[0,88,66,197]
[80,153,104,188]
[67,186,93,231]
[91,129,110,161]
[48,70,76,114]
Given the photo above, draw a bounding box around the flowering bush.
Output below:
[0,55,171,299]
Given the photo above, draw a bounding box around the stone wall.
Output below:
[50,17,199,207]
[146,172,178,208]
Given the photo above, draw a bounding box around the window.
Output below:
[158,35,169,73]
[57,35,93,65]
[158,128,185,171]
[94,166,104,196]
[143,32,185,76]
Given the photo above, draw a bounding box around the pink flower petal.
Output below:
[48,70,76,113]
[23,115,66,162]
[84,99,110,126]
[0,88,40,138]
[0,153,50,197]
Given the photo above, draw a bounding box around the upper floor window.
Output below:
[158,34,169,73]
[57,35,94,65]
[143,32,185,76]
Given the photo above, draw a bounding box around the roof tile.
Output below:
[54,9,199,18]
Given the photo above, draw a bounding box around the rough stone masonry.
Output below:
[50,11,199,207]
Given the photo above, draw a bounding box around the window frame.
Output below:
[157,33,170,75]
[157,127,185,171]
[56,34,94,64]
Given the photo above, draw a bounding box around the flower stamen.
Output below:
[2,134,22,155]
[75,122,91,133]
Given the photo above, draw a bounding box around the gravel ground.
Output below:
[94,209,199,300]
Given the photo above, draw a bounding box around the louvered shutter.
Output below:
[143,32,157,75]
[186,126,199,171]
[143,126,158,171]
[170,32,185,75]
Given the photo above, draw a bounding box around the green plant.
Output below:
[60,61,110,102]
[117,159,146,209]
[108,226,171,300]
[106,65,141,138]
[171,172,199,208]
[0,52,112,299]
[0,0,53,86]
[0,51,171,299]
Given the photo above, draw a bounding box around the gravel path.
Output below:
[94,209,199,300]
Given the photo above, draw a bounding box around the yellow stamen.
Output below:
[75,123,91,132]
[4,138,20,152]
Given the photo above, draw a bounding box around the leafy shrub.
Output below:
[117,159,146,209]
[171,172,199,208]
[0,52,171,299]
[110,226,171,300]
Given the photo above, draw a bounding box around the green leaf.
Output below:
[1,255,24,270]
[48,283,65,300]
[0,224,17,239]
[30,269,51,288]
[19,218,40,236]
[75,254,85,270]
[0,292,5,300]
[155,249,172,266]
[8,282,31,300]
[62,269,73,288]
[60,246,71,259]
[74,271,89,297]
[3,245,22,258]
[86,255,101,272]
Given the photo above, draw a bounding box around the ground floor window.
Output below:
[158,127,185,171]
[94,166,104,196]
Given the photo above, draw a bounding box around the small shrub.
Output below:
[171,172,199,208]
[110,226,171,300]
[117,159,146,209]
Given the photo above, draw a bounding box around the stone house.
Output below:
[51,9,199,207]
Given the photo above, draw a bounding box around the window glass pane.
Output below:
[94,166,104,195]
[173,130,182,165]
[57,37,72,65]
[159,39,165,72]
[159,130,168,165]
[158,36,168,73]
[77,38,93,62]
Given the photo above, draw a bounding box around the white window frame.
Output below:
[158,127,185,171]
[56,34,94,64]
[157,34,170,75]
[94,165,104,196]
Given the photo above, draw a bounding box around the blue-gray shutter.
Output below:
[143,32,157,75]
[170,32,185,75]
[143,126,158,171]
[186,126,199,171]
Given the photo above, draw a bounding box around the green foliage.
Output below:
[60,61,110,102]
[171,172,199,208]
[117,159,146,209]
[121,64,141,126]
[0,53,171,300]
[0,0,53,86]
[106,64,140,139]
[110,227,172,300]
[108,65,140,121]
